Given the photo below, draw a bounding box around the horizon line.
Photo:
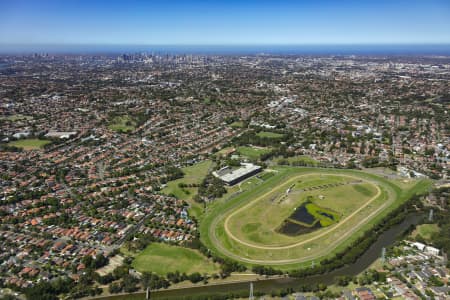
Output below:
[2,42,450,46]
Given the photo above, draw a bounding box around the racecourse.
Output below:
[200,166,430,269]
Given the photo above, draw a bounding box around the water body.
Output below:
[100,213,424,300]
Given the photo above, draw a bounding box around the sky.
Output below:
[0,0,449,46]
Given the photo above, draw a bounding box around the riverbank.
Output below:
[91,213,424,300]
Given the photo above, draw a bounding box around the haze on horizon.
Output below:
[0,0,449,48]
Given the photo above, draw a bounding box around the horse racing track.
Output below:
[200,166,430,269]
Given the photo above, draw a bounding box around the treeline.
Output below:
[361,156,398,170]
[24,277,77,300]
[335,269,387,286]
[232,130,294,148]
[258,145,295,162]
[252,265,283,276]
[23,273,103,299]
[0,144,23,152]
[163,166,185,181]
[123,233,156,253]
[427,187,450,256]
[166,271,205,284]
[194,174,226,202]
[159,283,331,300]
[108,269,170,294]
[189,238,247,277]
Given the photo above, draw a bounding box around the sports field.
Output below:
[200,166,431,269]
[130,243,219,275]
[256,131,284,139]
[8,138,51,150]
[237,146,272,160]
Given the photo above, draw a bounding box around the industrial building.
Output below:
[212,163,262,186]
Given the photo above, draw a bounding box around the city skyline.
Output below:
[1,0,450,47]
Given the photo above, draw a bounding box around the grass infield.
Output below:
[200,166,431,269]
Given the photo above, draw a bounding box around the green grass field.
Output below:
[237,146,272,160]
[225,174,377,247]
[130,243,219,275]
[304,202,341,227]
[256,131,284,139]
[413,224,440,240]
[230,121,245,128]
[161,160,212,218]
[216,146,235,156]
[108,115,136,133]
[200,166,431,269]
[8,138,51,150]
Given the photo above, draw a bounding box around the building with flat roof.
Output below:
[45,130,77,139]
[212,163,262,186]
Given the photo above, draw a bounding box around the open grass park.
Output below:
[8,138,51,150]
[127,243,219,275]
[236,146,272,160]
[161,160,212,218]
[200,166,431,270]
[412,223,440,240]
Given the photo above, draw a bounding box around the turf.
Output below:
[226,174,374,246]
[161,160,212,218]
[8,139,51,150]
[256,131,284,138]
[130,243,219,275]
[200,166,432,269]
[237,146,271,160]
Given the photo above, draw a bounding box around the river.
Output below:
[97,213,423,300]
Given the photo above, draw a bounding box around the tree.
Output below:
[108,282,122,294]
[188,272,203,283]
[122,274,139,293]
